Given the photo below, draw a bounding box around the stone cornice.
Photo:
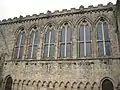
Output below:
[0,2,115,25]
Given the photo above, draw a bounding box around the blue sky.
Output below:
[0,0,116,20]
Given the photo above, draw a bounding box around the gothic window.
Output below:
[5,76,13,90]
[97,18,111,56]
[77,20,92,57]
[43,25,55,58]
[59,22,72,57]
[14,28,26,59]
[28,26,39,59]
[102,79,114,90]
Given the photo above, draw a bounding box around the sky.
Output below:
[0,0,116,20]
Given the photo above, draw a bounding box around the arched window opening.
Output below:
[77,20,92,57]
[59,22,72,57]
[97,18,111,56]
[5,76,13,90]
[43,25,55,58]
[14,28,26,59]
[102,79,114,90]
[28,26,39,59]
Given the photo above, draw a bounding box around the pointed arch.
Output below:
[43,21,57,32]
[27,24,40,59]
[65,81,71,88]
[72,82,78,88]
[85,82,91,90]
[76,16,93,27]
[43,22,56,58]
[53,81,59,87]
[58,19,74,30]
[4,75,13,90]
[101,79,114,90]
[78,82,84,90]
[58,21,73,58]
[92,82,98,90]
[13,26,26,59]
[59,81,65,87]
[96,17,111,56]
[94,15,111,25]
[76,18,92,57]
[100,77,116,88]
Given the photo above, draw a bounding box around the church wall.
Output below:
[0,3,120,90]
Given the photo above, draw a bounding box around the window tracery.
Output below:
[27,26,39,59]
[77,20,92,57]
[14,28,26,59]
[59,22,72,57]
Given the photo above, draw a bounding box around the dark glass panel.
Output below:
[33,45,37,58]
[86,42,91,56]
[97,22,103,40]
[66,43,71,57]
[49,44,55,57]
[19,46,24,59]
[80,25,84,41]
[102,79,114,90]
[44,45,48,57]
[44,31,49,43]
[103,22,110,41]
[34,30,39,44]
[14,47,19,58]
[50,30,55,43]
[98,42,104,56]
[30,31,34,45]
[5,77,13,90]
[28,46,32,58]
[86,25,91,41]
[80,43,84,57]
[60,44,65,57]
[77,42,80,57]
[16,32,21,46]
[60,27,65,42]
[105,41,111,56]
[67,27,72,42]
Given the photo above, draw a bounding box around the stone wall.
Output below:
[0,1,120,90]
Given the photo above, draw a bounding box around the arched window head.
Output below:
[28,26,40,59]
[43,24,55,58]
[5,76,13,90]
[59,22,72,57]
[14,28,26,59]
[102,79,114,90]
[97,18,111,56]
[77,20,92,57]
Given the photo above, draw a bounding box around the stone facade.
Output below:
[0,0,120,90]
